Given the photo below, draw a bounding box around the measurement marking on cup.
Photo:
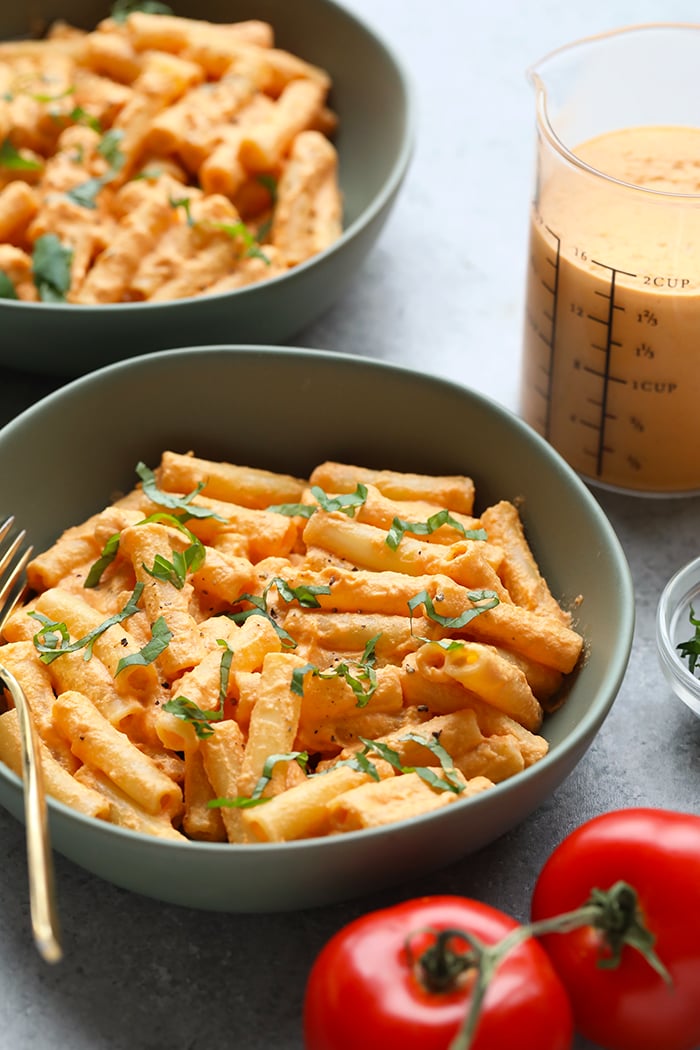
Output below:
[585,260,637,477]
[539,223,562,441]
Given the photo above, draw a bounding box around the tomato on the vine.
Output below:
[303,894,573,1050]
[531,807,700,1050]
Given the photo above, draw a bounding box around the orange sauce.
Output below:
[521,126,700,493]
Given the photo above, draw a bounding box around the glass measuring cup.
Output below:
[520,24,700,495]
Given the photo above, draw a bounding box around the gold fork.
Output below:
[0,516,62,963]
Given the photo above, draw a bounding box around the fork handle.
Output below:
[0,663,63,963]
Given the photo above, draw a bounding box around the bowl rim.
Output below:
[0,344,636,855]
[0,0,416,316]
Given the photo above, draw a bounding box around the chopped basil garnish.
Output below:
[0,271,18,300]
[407,588,500,631]
[677,605,700,676]
[386,510,487,551]
[357,734,464,795]
[162,640,233,737]
[273,577,332,608]
[67,129,125,209]
[32,234,73,302]
[169,195,194,226]
[213,221,270,264]
[66,175,107,209]
[110,0,173,23]
[162,696,223,739]
[30,583,144,664]
[84,532,121,588]
[228,576,332,648]
[114,615,172,675]
[268,483,368,519]
[67,106,102,133]
[143,534,205,589]
[0,138,42,171]
[97,129,125,170]
[136,461,227,522]
[208,751,309,808]
[291,634,380,707]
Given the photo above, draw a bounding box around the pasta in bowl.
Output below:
[0,0,412,374]
[0,345,634,911]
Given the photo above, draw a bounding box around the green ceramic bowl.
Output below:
[0,346,634,911]
[0,1,412,376]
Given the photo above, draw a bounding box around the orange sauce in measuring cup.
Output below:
[521,125,700,494]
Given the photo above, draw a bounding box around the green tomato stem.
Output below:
[445,880,671,1050]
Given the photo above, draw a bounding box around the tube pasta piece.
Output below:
[189,547,257,607]
[270,130,341,265]
[493,647,564,705]
[309,462,476,515]
[199,718,247,843]
[182,747,226,842]
[0,245,36,300]
[413,640,543,732]
[327,770,494,833]
[295,664,403,751]
[42,645,143,732]
[241,762,395,843]
[480,501,573,625]
[74,764,185,839]
[122,13,274,54]
[280,608,441,662]
[0,641,76,767]
[0,709,109,820]
[82,28,143,83]
[302,511,507,595]
[237,651,306,799]
[25,512,107,592]
[117,521,206,679]
[238,78,327,173]
[53,689,183,818]
[0,180,39,241]
[156,450,306,509]
[33,587,160,701]
[354,485,483,544]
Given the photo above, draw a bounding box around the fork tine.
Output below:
[0,516,15,544]
[0,521,61,963]
[0,538,33,633]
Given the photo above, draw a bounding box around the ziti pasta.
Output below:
[0,452,585,843]
[0,9,342,304]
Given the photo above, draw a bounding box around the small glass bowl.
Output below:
[657,555,700,718]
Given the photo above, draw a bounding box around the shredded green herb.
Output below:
[677,604,700,676]
[0,138,42,171]
[31,234,74,302]
[407,588,500,631]
[208,751,309,808]
[136,461,228,522]
[0,271,18,300]
[386,510,487,551]
[162,640,234,738]
[114,615,172,675]
[291,635,381,707]
[30,584,144,664]
[110,0,173,23]
[268,483,368,519]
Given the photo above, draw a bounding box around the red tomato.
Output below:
[303,895,573,1050]
[531,808,700,1050]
